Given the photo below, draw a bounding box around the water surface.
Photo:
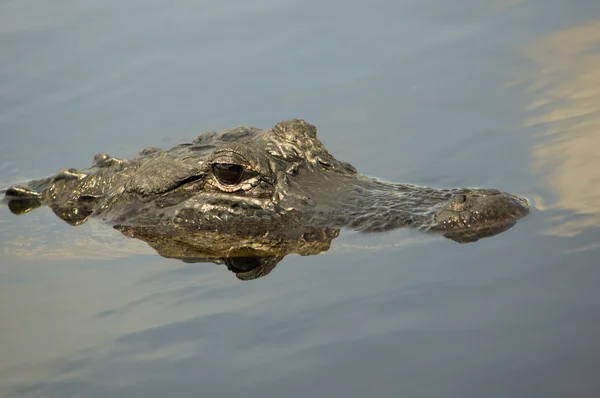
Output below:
[1,0,600,397]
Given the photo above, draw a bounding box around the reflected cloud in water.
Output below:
[523,18,600,237]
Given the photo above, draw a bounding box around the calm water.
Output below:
[1,0,600,397]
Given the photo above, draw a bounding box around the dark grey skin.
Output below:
[3,119,529,244]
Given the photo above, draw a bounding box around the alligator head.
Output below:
[3,119,530,246]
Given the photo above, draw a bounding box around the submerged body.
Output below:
[3,119,529,244]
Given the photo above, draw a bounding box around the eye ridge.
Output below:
[212,163,245,186]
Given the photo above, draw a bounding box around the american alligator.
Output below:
[3,119,530,278]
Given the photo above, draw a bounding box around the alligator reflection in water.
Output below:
[114,223,339,281]
[3,119,530,279]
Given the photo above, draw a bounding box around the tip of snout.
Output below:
[503,193,531,216]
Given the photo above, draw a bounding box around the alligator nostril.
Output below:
[458,194,468,203]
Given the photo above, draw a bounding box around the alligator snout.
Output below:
[432,189,529,231]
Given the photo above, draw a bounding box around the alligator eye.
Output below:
[212,163,244,186]
[225,257,264,273]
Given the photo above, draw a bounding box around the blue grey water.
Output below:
[1,0,600,397]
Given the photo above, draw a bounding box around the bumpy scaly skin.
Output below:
[3,119,529,241]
